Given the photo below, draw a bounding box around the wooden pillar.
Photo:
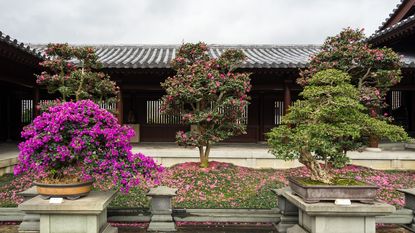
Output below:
[33,85,40,118]
[117,88,123,124]
[6,95,12,141]
[283,84,291,115]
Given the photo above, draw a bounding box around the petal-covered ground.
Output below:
[1,161,415,208]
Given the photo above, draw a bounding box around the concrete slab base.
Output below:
[275,222,298,233]
[18,221,39,233]
[19,191,117,233]
[102,224,118,233]
[148,222,176,232]
[282,189,395,233]
[287,224,308,233]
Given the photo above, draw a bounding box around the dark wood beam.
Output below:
[385,0,415,29]
[283,83,291,115]
[117,88,124,124]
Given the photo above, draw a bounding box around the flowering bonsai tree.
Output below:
[36,43,119,104]
[267,69,408,183]
[161,43,251,168]
[15,100,163,192]
[298,28,402,147]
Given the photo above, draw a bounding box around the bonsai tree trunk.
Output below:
[198,143,211,168]
[299,150,332,183]
[368,108,380,148]
[368,135,379,148]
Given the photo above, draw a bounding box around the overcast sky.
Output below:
[0,0,400,45]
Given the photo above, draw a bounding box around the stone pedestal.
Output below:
[272,188,299,233]
[147,186,178,232]
[282,189,395,233]
[18,186,39,233]
[19,191,118,233]
[398,188,415,230]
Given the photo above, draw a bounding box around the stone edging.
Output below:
[2,207,412,225]
[0,157,17,176]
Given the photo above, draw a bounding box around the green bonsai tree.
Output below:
[161,42,251,168]
[298,28,402,147]
[36,43,119,104]
[267,69,408,183]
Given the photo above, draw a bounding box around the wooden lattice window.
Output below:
[391,91,402,110]
[146,100,181,124]
[21,99,33,124]
[274,101,284,125]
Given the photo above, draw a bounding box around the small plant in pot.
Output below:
[15,100,163,199]
[267,69,408,203]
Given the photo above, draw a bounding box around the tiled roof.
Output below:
[377,0,407,31]
[0,31,44,59]
[368,14,415,42]
[31,44,321,69]
[32,44,415,69]
[401,53,415,68]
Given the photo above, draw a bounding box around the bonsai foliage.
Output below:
[15,100,163,192]
[299,28,401,126]
[161,43,251,168]
[36,43,119,103]
[267,69,408,183]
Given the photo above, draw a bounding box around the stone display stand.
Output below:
[147,186,178,232]
[398,188,415,230]
[281,189,395,233]
[19,191,118,233]
[272,188,299,233]
[18,186,39,233]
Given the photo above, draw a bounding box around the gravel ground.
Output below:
[0,224,412,233]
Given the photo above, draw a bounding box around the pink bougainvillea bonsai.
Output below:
[15,100,163,192]
[16,44,163,194]
[160,42,251,168]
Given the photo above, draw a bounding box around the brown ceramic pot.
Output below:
[288,177,378,204]
[33,180,94,200]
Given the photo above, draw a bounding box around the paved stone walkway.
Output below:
[0,143,18,160]
[1,142,415,169]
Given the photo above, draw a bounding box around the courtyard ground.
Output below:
[1,161,415,208]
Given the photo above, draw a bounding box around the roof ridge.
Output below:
[377,0,413,32]
[29,43,322,48]
[0,31,44,59]
[369,14,415,41]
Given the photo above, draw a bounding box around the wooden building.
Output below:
[0,0,415,143]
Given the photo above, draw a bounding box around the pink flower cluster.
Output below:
[15,100,163,192]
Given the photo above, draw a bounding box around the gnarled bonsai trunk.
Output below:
[299,150,332,183]
[368,108,380,148]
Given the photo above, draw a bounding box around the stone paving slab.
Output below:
[1,142,415,170]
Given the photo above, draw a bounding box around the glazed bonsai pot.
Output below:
[288,177,378,204]
[33,180,94,200]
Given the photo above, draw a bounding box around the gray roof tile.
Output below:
[377,0,407,31]
[31,44,320,69]
[30,44,415,69]
[368,14,415,42]
[0,31,44,59]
